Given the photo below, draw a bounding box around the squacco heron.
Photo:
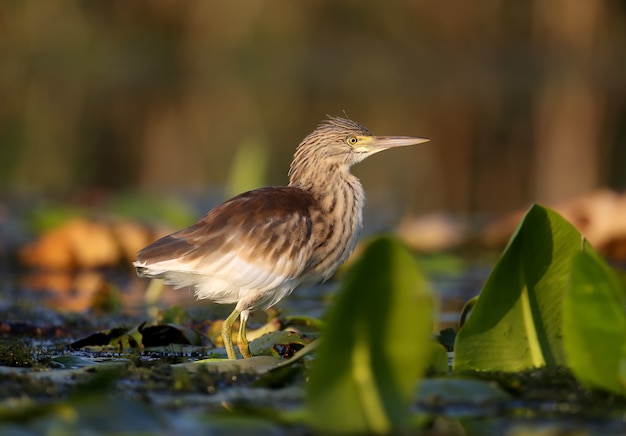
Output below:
[134,116,429,359]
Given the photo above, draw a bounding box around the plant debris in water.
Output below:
[2,221,626,434]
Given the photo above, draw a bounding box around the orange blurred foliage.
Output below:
[19,217,154,270]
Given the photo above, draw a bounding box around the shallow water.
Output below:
[3,259,626,435]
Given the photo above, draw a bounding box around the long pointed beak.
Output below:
[365,135,430,152]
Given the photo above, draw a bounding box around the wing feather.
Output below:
[134,187,318,300]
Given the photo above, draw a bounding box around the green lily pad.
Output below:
[249,330,308,357]
[454,204,588,372]
[139,322,201,347]
[563,250,626,394]
[307,236,434,434]
[69,326,139,350]
[181,355,283,375]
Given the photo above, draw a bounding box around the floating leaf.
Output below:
[307,236,434,434]
[283,315,326,332]
[182,355,282,375]
[69,326,132,350]
[454,205,586,372]
[139,322,200,347]
[249,330,308,358]
[563,251,626,394]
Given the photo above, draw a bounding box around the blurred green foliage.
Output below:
[307,236,435,433]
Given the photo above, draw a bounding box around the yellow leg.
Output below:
[222,308,240,359]
[238,310,252,358]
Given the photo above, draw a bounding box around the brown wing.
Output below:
[134,187,318,291]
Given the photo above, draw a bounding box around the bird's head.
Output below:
[289,116,429,185]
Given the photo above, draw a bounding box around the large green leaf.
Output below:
[454,204,586,372]
[563,251,626,394]
[307,236,434,434]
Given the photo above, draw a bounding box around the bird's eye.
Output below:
[347,136,358,145]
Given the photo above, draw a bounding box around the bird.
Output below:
[133,116,429,359]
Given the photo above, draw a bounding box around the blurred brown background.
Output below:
[2,0,625,217]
